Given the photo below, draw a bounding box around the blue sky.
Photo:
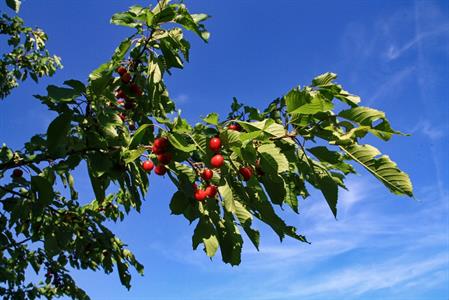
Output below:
[1,0,449,299]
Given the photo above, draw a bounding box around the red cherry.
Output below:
[12,169,23,178]
[124,101,135,110]
[209,137,221,152]
[194,189,207,202]
[141,160,154,172]
[130,83,142,96]
[205,185,218,198]
[118,113,126,122]
[201,168,213,181]
[154,164,167,176]
[121,72,131,84]
[115,89,126,99]
[157,152,173,165]
[228,123,241,131]
[152,145,162,155]
[116,66,127,76]
[210,154,224,168]
[239,166,253,181]
[153,137,169,152]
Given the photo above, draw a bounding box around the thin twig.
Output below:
[0,146,121,172]
[0,185,31,199]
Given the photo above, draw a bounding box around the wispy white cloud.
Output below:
[254,253,448,300]
[385,25,449,60]
[147,233,211,270]
[411,119,446,140]
[366,66,415,106]
[339,1,449,109]
[412,1,449,201]
[173,93,189,104]
[148,178,449,299]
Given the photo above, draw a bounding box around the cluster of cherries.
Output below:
[115,66,143,128]
[138,122,259,202]
[141,137,172,176]
[193,123,253,202]
[43,262,63,287]
[192,136,223,202]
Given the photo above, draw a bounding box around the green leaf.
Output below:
[112,38,132,63]
[31,175,54,206]
[46,85,79,102]
[182,203,199,223]
[111,12,141,28]
[149,59,162,83]
[168,132,196,153]
[234,201,260,250]
[174,6,210,42]
[160,39,184,69]
[219,181,235,213]
[129,124,153,149]
[203,113,219,125]
[310,73,360,106]
[316,170,339,218]
[0,144,13,161]
[6,0,21,12]
[339,106,402,141]
[192,217,219,257]
[116,259,132,289]
[214,214,243,265]
[88,62,112,95]
[341,144,413,197]
[290,92,333,115]
[246,180,308,243]
[88,168,107,203]
[258,143,289,174]
[153,4,176,23]
[202,233,219,258]
[46,113,72,155]
[55,227,73,248]
[146,11,155,26]
[284,173,299,213]
[308,146,355,174]
[311,72,337,87]
[237,119,284,139]
[122,147,145,164]
[169,191,190,215]
[240,143,258,165]
[173,162,197,183]
[63,80,86,93]
[336,88,361,106]
[284,86,304,113]
[44,233,59,257]
[220,130,242,148]
[191,13,209,23]
[234,200,251,224]
[261,173,286,205]
[173,116,193,134]
[88,152,113,177]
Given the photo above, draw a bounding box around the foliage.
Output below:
[0,0,413,299]
[0,3,62,99]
